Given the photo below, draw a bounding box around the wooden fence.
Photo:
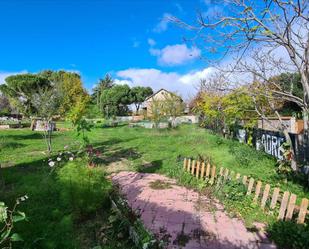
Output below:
[183,157,309,224]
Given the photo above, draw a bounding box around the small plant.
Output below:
[48,145,76,171]
[214,136,224,145]
[276,142,293,177]
[0,196,28,248]
[85,145,102,167]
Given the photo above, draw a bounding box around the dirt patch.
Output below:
[194,197,217,213]
[149,180,173,190]
[104,159,132,173]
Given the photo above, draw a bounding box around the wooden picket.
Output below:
[278,191,290,220]
[206,163,211,178]
[200,162,205,179]
[261,184,270,209]
[182,158,308,224]
[297,198,309,224]
[187,158,191,172]
[196,161,200,178]
[242,175,248,185]
[210,165,216,184]
[270,188,280,210]
[286,194,297,220]
[191,160,196,175]
[219,167,224,176]
[247,178,254,195]
[254,181,262,202]
[236,173,241,181]
[183,158,187,170]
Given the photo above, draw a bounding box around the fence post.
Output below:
[247,178,254,195]
[200,162,205,179]
[297,198,309,224]
[183,158,187,170]
[187,158,191,172]
[206,163,211,178]
[254,181,262,202]
[219,167,224,176]
[191,160,196,175]
[261,184,270,209]
[270,188,280,210]
[278,191,290,220]
[242,175,248,185]
[236,173,241,181]
[285,194,297,221]
[196,161,200,178]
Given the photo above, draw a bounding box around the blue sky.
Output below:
[0,0,223,98]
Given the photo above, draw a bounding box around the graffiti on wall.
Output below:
[256,133,285,160]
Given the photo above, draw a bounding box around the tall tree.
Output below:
[0,74,50,116]
[172,0,309,169]
[130,86,153,113]
[92,74,114,108]
[38,70,89,117]
[100,84,131,117]
[0,94,11,116]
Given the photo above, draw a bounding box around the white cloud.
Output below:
[0,70,27,85]
[153,13,172,33]
[149,44,201,66]
[179,68,215,85]
[147,38,156,47]
[114,79,133,86]
[115,67,215,100]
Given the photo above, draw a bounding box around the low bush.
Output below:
[267,221,309,249]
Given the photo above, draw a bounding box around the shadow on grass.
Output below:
[0,132,60,140]
[0,156,116,249]
[0,141,26,149]
[136,160,163,173]
[97,147,142,166]
[101,123,128,129]
[92,137,137,150]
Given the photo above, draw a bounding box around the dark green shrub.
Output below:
[268,221,309,249]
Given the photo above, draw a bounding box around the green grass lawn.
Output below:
[1,124,308,248]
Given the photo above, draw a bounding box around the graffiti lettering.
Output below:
[259,134,284,160]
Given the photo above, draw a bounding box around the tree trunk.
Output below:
[282,129,297,171]
[47,120,53,154]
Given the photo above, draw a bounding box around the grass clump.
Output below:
[149,180,172,190]
[57,161,112,216]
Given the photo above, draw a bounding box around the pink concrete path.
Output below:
[112,171,277,249]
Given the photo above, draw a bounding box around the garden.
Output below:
[1,122,309,248]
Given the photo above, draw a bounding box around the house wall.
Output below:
[144,89,174,117]
[257,117,304,134]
